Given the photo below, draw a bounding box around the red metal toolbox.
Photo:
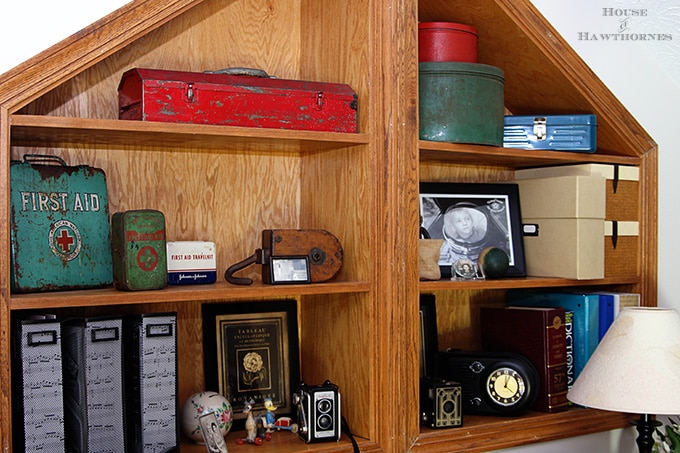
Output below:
[118,68,358,132]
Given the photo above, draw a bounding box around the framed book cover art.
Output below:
[420,182,526,278]
[202,301,300,428]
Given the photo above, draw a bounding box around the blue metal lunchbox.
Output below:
[9,154,113,292]
[503,114,597,153]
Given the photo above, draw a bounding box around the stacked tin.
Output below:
[418,22,505,146]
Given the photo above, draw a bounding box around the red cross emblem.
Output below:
[56,229,74,252]
[137,246,159,272]
[49,219,81,261]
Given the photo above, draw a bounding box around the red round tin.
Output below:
[418,22,478,63]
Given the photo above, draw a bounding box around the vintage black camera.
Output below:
[420,376,463,428]
[293,380,341,443]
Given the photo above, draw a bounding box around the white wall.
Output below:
[2,1,679,452]
[529,0,680,313]
[0,1,128,75]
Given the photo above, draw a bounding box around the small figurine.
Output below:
[262,398,278,433]
[273,417,299,433]
[236,398,265,446]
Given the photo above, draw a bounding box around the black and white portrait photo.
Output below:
[420,183,527,277]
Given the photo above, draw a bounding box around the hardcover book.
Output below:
[595,291,641,317]
[617,292,641,314]
[595,293,615,340]
[481,306,568,413]
[564,310,575,391]
[507,290,600,380]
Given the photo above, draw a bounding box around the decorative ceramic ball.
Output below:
[478,246,509,279]
[181,391,233,444]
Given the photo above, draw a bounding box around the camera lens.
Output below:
[317,398,332,413]
[443,400,455,414]
[317,414,332,430]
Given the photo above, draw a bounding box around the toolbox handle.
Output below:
[23,154,67,166]
[204,67,274,78]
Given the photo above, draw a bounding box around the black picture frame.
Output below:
[420,294,439,378]
[202,301,300,430]
[420,182,526,278]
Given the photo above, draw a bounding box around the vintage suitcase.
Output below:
[111,210,167,291]
[118,67,358,132]
[503,114,597,152]
[9,155,113,292]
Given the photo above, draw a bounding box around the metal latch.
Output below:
[315,91,324,110]
[533,117,547,140]
[185,83,195,102]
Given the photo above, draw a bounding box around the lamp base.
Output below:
[630,414,662,453]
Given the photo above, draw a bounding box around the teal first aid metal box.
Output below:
[10,155,113,292]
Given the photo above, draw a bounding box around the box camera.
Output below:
[420,376,462,428]
[293,380,341,443]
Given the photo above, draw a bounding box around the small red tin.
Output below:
[418,22,478,63]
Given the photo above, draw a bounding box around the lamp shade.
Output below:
[568,307,680,415]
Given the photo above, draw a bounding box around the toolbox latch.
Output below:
[315,92,325,110]
[184,83,196,103]
[533,117,547,140]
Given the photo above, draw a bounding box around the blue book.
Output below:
[595,293,615,340]
[507,290,599,379]
[594,291,641,318]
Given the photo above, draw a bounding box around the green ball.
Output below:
[478,247,509,279]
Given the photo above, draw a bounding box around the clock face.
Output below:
[486,366,527,407]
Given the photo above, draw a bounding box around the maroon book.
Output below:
[480,306,568,413]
